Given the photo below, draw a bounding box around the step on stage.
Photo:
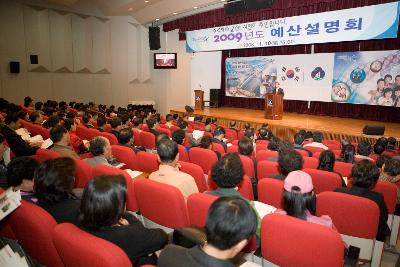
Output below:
[170,107,400,144]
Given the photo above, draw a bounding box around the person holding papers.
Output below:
[50,125,80,159]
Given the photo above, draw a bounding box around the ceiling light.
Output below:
[193,6,198,9]
[128,7,133,11]
[155,18,160,21]
[173,12,177,15]
[221,0,226,1]
[145,0,149,2]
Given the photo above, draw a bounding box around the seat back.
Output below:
[179,161,208,192]
[295,148,310,157]
[256,149,278,162]
[134,179,189,228]
[261,214,344,267]
[53,223,132,267]
[224,130,237,143]
[187,193,218,227]
[36,148,60,163]
[140,131,156,150]
[92,165,138,212]
[207,172,254,200]
[9,200,63,267]
[227,145,239,154]
[189,147,218,174]
[305,146,325,154]
[322,140,341,150]
[156,127,171,137]
[239,155,255,178]
[372,180,397,215]
[72,158,93,188]
[303,168,342,194]
[132,129,142,146]
[333,161,353,178]
[100,132,118,146]
[111,145,139,171]
[86,128,101,141]
[177,144,190,162]
[76,125,90,140]
[257,161,280,180]
[212,142,225,155]
[137,151,159,173]
[302,157,319,169]
[258,178,284,209]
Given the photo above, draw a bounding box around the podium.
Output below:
[194,90,204,110]
[264,93,283,120]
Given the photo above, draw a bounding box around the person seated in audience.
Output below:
[376,154,392,169]
[6,157,38,200]
[50,125,80,159]
[149,139,198,200]
[200,136,221,160]
[244,122,251,131]
[338,144,356,163]
[119,113,131,129]
[267,136,280,152]
[293,133,312,156]
[335,160,390,241]
[211,117,218,127]
[203,118,212,133]
[110,117,123,137]
[165,114,174,128]
[80,175,168,266]
[158,196,257,267]
[372,142,386,159]
[34,101,44,114]
[117,128,139,154]
[147,117,159,138]
[34,157,80,224]
[81,113,94,129]
[96,115,107,132]
[156,133,169,146]
[276,170,335,229]
[172,129,188,150]
[0,134,8,189]
[379,158,400,214]
[384,137,398,156]
[207,153,244,199]
[212,127,227,153]
[132,117,143,132]
[179,120,200,147]
[238,136,253,159]
[303,131,314,142]
[318,150,346,186]
[303,131,328,150]
[23,96,34,110]
[42,115,61,129]
[29,111,43,125]
[229,121,239,132]
[355,140,373,161]
[64,118,88,154]
[244,128,255,142]
[84,136,112,167]
[257,127,272,141]
[1,112,39,157]
[272,149,303,180]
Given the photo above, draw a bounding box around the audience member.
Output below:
[335,160,389,241]
[64,118,88,154]
[238,136,253,158]
[42,115,61,129]
[293,133,312,156]
[376,154,392,169]
[212,127,227,153]
[318,150,346,186]
[339,144,356,163]
[149,139,198,201]
[165,114,174,127]
[147,117,160,138]
[385,137,398,156]
[82,113,94,129]
[267,136,280,152]
[80,175,168,266]
[172,129,186,146]
[379,159,400,214]
[110,117,123,137]
[1,112,39,156]
[244,128,255,141]
[158,196,257,267]
[229,121,239,132]
[24,96,34,110]
[84,136,112,167]
[29,111,43,125]
[373,142,386,156]
[117,128,139,154]
[200,136,221,160]
[303,131,328,150]
[178,120,199,147]
[257,127,272,141]
[50,125,80,159]
[356,140,373,161]
[276,170,335,229]
[6,157,39,200]
[272,149,303,180]
[34,157,80,224]
[132,117,143,132]
[96,115,107,132]
[34,102,44,113]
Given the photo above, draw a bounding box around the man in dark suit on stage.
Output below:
[272,82,284,96]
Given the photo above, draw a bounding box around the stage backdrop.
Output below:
[225,49,400,107]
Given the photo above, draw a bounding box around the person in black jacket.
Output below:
[212,127,227,153]
[1,112,39,157]
[80,175,168,266]
[335,160,390,241]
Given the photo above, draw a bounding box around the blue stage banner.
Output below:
[186,2,400,52]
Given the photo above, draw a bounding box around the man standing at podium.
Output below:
[272,82,284,96]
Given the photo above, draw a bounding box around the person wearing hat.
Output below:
[275,170,335,229]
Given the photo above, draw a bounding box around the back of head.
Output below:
[117,128,133,145]
[200,136,212,149]
[29,112,41,123]
[205,118,212,125]
[50,125,68,143]
[172,129,185,145]
[238,136,253,156]
[5,112,20,125]
[7,157,39,187]
[177,119,187,130]
[312,131,323,143]
[156,133,169,146]
[352,159,380,188]
[244,128,254,139]
[357,140,372,156]
[24,96,32,107]
[34,157,76,204]
[294,133,304,146]
[205,196,257,250]
[35,102,43,111]
[146,118,156,129]
[258,127,267,138]
[373,142,385,155]
[318,150,336,172]
[377,137,388,149]
[213,127,225,138]
[304,131,313,140]
[166,114,173,122]
[97,115,107,127]
[244,123,250,130]
[110,117,122,129]
[267,136,280,151]
[376,154,391,168]
[82,113,91,124]
[211,153,244,188]
[80,175,126,229]
[63,118,75,131]
[89,136,108,156]
[43,115,61,128]
[387,137,397,150]
[383,158,400,177]
[229,121,236,128]
[342,144,355,163]
[278,149,303,176]
[157,139,178,164]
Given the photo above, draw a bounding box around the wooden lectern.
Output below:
[264,93,283,120]
[194,90,204,110]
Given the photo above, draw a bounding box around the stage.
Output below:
[170,107,400,144]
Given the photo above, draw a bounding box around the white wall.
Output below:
[0,0,154,107]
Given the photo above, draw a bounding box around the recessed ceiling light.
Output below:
[155,18,160,21]
[145,0,149,3]
[193,6,198,9]
[221,0,226,1]
[173,12,177,15]
[128,7,133,11]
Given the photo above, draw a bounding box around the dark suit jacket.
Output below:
[212,138,227,153]
[334,186,390,241]
[1,126,38,157]
[272,88,285,96]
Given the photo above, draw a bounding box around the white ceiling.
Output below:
[45,0,225,24]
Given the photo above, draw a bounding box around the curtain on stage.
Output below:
[163,0,400,122]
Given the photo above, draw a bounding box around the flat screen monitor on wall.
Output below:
[154,53,177,69]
